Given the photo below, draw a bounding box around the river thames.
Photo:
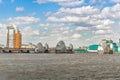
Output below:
[0,53,120,80]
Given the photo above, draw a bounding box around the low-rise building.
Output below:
[21,43,36,49]
[0,44,5,48]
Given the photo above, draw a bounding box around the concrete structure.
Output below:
[7,24,22,49]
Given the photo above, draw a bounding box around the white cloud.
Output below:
[45,12,52,17]
[40,23,72,36]
[34,0,84,7]
[7,16,40,25]
[47,6,99,23]
[57,36,69,41]
[58,0,84,7]
[23,27,40,36]
[95,30,105,34]
[95,30,113,35]
[85,35,104,44]
[45,4,119,47]
[58,6,99,15]
[95,25,111,30]
[101,4,120,20]
[47,16,90,23]
[63,30,69,34]
[76,26,88,31]
[72,33,82,39]
[1,1,120,47]
[111,0,120,3]
[22,27,41,43]
[16,7,24,12]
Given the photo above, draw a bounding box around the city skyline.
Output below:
[0,0,120,48]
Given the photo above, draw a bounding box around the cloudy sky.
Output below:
[0,0,120,48]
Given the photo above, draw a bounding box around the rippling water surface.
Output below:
[0,53,120,80]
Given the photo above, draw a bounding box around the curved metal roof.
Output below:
[36,42,43,49]
[45,43,49,50]
[56,40,66,51]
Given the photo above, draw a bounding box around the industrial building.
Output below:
[74,47,88,53]
[98,38,114,54]
[87,38,119,54]
[88,44,98,53]
[6,24,22,49]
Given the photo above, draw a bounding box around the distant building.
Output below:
[88,38,114,53]
[0,44,5,48]
[50,47,56,53]
[6,24,22,48]
[21,43,36,49]
[88,44,98,52]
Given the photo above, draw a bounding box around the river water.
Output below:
[0,53,120,80]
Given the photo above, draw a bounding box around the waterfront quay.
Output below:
[0,53,120,80]
[0,48,35,53]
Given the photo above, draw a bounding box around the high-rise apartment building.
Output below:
[7,24,22,48]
